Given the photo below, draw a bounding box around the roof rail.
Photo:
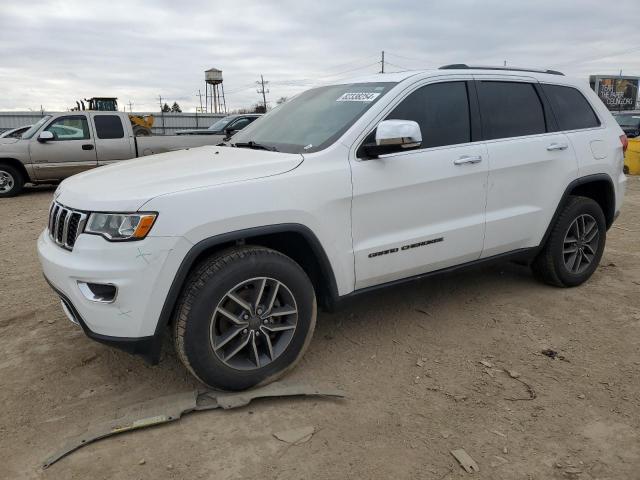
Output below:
[439,64,564,76]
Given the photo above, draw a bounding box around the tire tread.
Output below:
[173,245,314,388]
[532,195,604,287]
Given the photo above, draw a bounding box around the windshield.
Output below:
[231,82,396,153]
[22,116,52,139]
[615,114,640,127]
[208,117,235,131]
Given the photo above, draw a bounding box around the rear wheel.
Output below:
[133,126,151,136]
[0,164,24,197]
[532,196,606,287]
[174,246,316,390]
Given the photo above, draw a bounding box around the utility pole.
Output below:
[158,95,165,135]
[380,50,385,73]
[256,75,269,111]
[197,89,204,112]
[128,100,133,112]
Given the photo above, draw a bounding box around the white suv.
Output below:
[38,65,627,390]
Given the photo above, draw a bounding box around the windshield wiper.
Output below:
[233,141,278,152]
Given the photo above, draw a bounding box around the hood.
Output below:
[57,145,304,211]
[0,137,20,145]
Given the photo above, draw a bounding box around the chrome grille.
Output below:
[48,202,87,250]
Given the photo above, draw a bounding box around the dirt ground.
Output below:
[1,178,639,480]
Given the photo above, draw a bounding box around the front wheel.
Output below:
[0,164,24,197]
[174,246,317,390]
[532,196,606,287]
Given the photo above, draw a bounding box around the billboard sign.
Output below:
[591,76,640,111]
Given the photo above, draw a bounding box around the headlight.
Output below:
[85,212,157,241]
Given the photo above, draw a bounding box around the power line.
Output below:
[319,54,380,73]
[385,51,431,64]
[318,61,381,79]
[384,61,411,71]
[553,45,640,68]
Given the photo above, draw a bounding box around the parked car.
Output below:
[0,112,229,197]
[0,125,32,139]
[175,114,261,137]
[612,110,640,138]
[38,65,626,391]
[612,111,640,173]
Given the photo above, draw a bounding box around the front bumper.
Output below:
[37,230,192,362]
[45,277,159,360]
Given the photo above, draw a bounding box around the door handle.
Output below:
[454,155,482,165]
[82,144,94,151]
[546,143,568,151]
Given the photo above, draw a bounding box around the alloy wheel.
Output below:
[0,170,15,193]
[562,214,599,275]
[210,277,298,370]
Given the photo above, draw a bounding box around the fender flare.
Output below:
[538,173,616,250]
[149,223,339,363]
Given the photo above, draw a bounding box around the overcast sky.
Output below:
[1,0,639,113]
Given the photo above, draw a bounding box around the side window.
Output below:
[385,81,471,148]
[94,115,125,139]
[477,81,546,140]
[45,116,90,141]
[229,117,251,131]
[542,84,601,131]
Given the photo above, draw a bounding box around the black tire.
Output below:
[0,164,24,197]
[532,196,606,287]
[133,126,151,136]
[174,246,317,391]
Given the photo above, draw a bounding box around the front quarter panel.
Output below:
[142,145,355,295]
[0,140,31,176]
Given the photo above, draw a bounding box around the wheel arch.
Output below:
[0,158,30,183]
[149,224,339,362]
[539,173,616,250]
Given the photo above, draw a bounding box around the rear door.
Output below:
[91,113,136,165]
[475,77,579,257]
[29,114,97,181]
[539,84,606,178]
[350,79,489,289]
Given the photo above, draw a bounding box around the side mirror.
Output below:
[362,120,422,158]
[224,127,238,138]
[38,131,55,143]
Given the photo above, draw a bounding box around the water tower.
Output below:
[205,68,227,114]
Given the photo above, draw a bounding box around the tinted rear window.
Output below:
[94,115,125,139]
[387,81,471,148]
[477,81,546,140]
[542,84,601,131]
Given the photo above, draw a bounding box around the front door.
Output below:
[29,114,97,181]
[350,80,488,289]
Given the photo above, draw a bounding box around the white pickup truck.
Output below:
[0,111,227,197]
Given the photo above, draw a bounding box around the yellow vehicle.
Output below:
[72,97,154,136]
[626,137,640,174]
[612,111,640,174]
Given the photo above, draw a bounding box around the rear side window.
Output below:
[386,81,471,148]
[542,84,601,131]
[477,81,546,140]
[94,115,125,139]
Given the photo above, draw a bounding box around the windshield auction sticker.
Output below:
[336,92,381,102]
